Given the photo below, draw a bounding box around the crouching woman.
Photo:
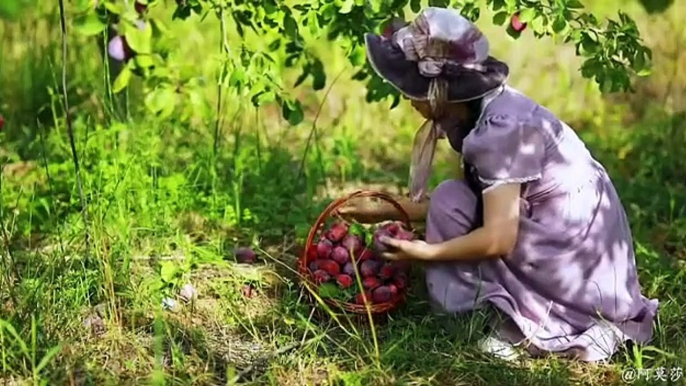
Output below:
[335,7,658,362]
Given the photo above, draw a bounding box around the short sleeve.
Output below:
[463,114,546,190]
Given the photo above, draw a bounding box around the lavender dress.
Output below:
[425,85,658,361]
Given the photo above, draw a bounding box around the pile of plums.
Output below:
[307,221,414,305]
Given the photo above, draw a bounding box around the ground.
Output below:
[1,1,686,385]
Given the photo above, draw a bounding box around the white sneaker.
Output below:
[478,335,522,361]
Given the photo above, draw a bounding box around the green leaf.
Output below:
[283,13,298,40]
[552,15,568,34]
[492,11,508,26]
[410,0,421,13]
[35,345,62,373]
[318,282,344,299]
[159,261,177,283]
[312,58,326,90]
[365,231,374,247]
[150,17,171,36]
[134,54,154,69]
[579,34,600,56]
[601,74,613,93]
[252,90,276,106]
[348,223,366,238]
[0,0,21,19]
[566,0,584,9]
[517,8,536,23]
[633,48,652,76]
[307,11,320,37]
[112,65,132,93]
[282,98,304,125]
[490,0,506,11]
[580,57,603,79]
[348,43,365,67]
[0,320,29,356]
[124,21,152,54]
[294,65,311,87]
[145,86,177,117]
[228,66,246,89]
[74,13,107,36]
[531,15,546,34]
[636,0,674,15]
[339,0,355,14]
[102,1,122,14]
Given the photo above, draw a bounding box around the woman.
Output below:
[336,7,658,362]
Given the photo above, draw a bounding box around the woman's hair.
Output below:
[460,97,485,226]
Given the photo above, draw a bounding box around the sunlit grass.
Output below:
[0,0,685,384]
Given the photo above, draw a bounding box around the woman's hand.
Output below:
[334,195,429,223]
[334,197,402,224]
[378,236,437,261]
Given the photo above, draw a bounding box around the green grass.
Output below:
[1,1,686,385]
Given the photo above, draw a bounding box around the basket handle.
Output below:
[301,190,412,270]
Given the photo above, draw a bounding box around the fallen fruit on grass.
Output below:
[372,286,393,303]
[362,277,381,290]
[162,297,179,311]
[313,269,331,284]
[83,313,106,335]
[360,260,380,277]
[336,274,353,289]
[326,222,348,242]
[316,238,333,259]
[316,259,340,276]
[234,247,257,264]
[511,13,527,32]
[379,264,394,280]
[179,283,198,302]
[241,284,256,298]
[331,246,351,265]
[107,35,133,62]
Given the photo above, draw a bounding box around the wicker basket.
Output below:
[297,190,413,315]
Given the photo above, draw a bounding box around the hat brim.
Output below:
[364,33,509,103]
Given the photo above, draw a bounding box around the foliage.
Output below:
[636,0,674,14]
[71,0,655,125]
[1,0,686,382]
[0,0,25,19]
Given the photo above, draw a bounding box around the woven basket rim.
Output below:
[297,190,413,314]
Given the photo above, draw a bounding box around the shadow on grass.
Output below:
[214,108,686,384]
[2,101,686,384]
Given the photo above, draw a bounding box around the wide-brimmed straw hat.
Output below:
[364,7,509,103]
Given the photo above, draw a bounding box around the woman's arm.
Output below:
[429,183,521,260]
[379,183,521,261]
